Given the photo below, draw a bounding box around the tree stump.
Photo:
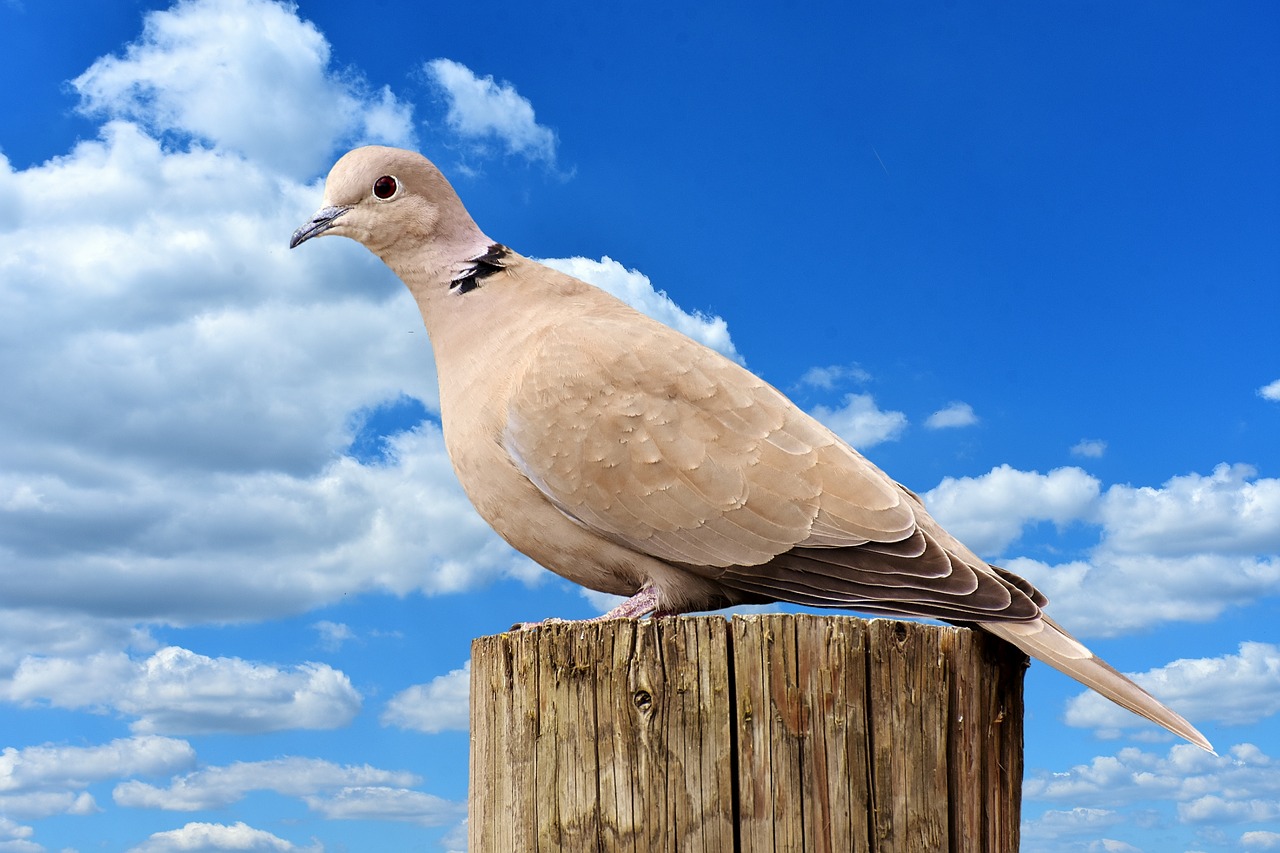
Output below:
[469,613,1025,852]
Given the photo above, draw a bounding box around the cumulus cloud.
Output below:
[1100,464,1280,557]
[0,0,733,647]
[0,791,99,822]
[810,394,908,448]
[425,58,557,165]
[1024,742,1280,821]
[1021,807,1125,840]
[1071,439,1108,459]
[0,71,532,630]
[1258,380,1280,402]
[0,609,152,676]
[0,0,756,848]
[1065,642,1280,734]
[0,117,533,624]
[0,816,35,845]
[303,786,465,825]
[113,757,417,811]
[0,736,193,819]
[126,821,321,853]
[381,662,470,733]
[3,3,1275,849]
[4,648,360,734]
[73,0,414,179]
[923,465,1101,555]
[1244,830,1280,849]
[1009,551,1280,638]
[1182,795,1280,822]
[924,462,1280,636]
[538,256,739,360]
[925,401,978,429]
[0,736,194,794]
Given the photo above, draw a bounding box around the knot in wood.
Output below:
[632,689,653,710]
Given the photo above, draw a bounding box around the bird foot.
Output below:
[510,587,664,631]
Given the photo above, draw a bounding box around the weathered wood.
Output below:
[470,614,1025,852]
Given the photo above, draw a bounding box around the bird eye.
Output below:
[373,175,398,200]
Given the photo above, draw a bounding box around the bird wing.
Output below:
[504,307,1040,621]
[505,310,911,563]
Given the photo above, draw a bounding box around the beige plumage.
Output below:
[290,145,1212,752]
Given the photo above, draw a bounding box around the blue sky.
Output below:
[0,0,1277,850]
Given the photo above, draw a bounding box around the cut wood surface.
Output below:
[470,613,1025,852]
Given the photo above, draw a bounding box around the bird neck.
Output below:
[391,230,500,333]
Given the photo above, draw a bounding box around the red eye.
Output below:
[373,175,397,199]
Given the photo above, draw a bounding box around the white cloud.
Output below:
[312,621,355,652]
[1091,842,1142,853]
[1100,464,1280,557]
[1009,552,1280,637]
[1258,380,1280,402]
[0,191,534,623]
[810,393,908,448]
[918,461,1280,635]
[381,662,470,733]
[126,821,320,853]
[73,0,414,179]
[923,465,1101,555]
[4,647,360,735]
[1,13,737,643]
[424,58,557,164]
[113,757,417,811]
[440,818,469,853]
[0,608,153,676]
[1022,807,1125,840]
[1,32,536,631]
[796,364,870,390]
[0,817,33,843]
[0,736,194,794]
[925,401,978,429]
[0,790,99,821]
[1181,795,1280,822]
[1025,742,1280,821]
[1244,830,1280,849]
[538,256,739,361]
[0,736,193,820]
[0,840,44,853]
[303,786,465,825]
[1071,439,1108,459]
[1065,642,1280,733]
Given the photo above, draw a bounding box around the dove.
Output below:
[291,145,1212,752]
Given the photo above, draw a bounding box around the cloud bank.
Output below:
[424,57,558,166]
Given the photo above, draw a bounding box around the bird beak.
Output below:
[289,205,352,248]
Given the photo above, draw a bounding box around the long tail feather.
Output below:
[981,615,1214,753]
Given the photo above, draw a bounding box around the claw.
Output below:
[509,587,663,631]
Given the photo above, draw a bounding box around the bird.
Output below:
[290,145,1212,752]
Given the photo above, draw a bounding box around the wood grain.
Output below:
[470,614,1024,852]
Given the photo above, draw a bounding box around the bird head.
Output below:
[289,146,485,265]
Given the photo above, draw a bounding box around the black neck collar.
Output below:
[450,244,509,294]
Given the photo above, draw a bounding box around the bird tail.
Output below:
[980,615,1214,753]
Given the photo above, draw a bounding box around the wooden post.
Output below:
[469,613,1025,852]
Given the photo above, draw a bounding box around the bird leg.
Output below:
[510,586,664,631]
[597,586,662,619]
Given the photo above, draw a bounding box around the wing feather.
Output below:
[507,315,916,566]
[503,306,1044,624]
